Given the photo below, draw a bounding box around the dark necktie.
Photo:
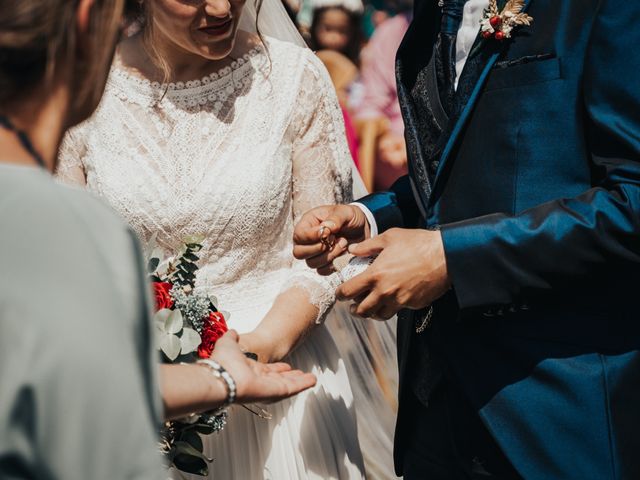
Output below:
[437,0,467,115]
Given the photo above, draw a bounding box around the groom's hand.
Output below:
[293,204,370,275]
[337,228,451,320]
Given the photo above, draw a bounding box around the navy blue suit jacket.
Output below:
[359,1,640,478]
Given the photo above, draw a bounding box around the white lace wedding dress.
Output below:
[57,36,398,480]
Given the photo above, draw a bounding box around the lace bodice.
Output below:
[57,37,353,332]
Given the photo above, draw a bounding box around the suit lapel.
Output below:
[427,0,534,212]
[395,1,442,217]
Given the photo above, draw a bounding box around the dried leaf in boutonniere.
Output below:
[480,0,533,42]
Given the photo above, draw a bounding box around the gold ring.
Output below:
[319,226,335,250]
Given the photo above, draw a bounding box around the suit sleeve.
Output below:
[440,0,640,310]
[357,175,423,232]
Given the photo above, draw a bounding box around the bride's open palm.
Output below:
[212,331,317,404]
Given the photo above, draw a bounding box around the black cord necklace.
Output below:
[0,115,47,169]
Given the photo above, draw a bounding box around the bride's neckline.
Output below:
[108,40,267,108]
[113,45,263,91]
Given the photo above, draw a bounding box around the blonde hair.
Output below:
[123,0,173,84]
[0,0,124,109]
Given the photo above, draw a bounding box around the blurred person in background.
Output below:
[308,0,364,174]
[356,0,412,190]
[360,0,391,39]
[308,0,364,65]
[316,49,360,169]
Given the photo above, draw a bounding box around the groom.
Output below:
[294,0,640,478]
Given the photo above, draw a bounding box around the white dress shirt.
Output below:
[456,0,491,88]
[354,0,489,235]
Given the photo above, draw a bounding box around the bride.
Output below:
[57,0,397,478]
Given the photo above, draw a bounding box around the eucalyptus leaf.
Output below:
[147,257,160,273]
[160,334,181,361]
[183,252,199,262]
[155,317,165,332]
[208,295,219,309]
[173,440,212,462]
[155,259,171,277]
[154,309,172,332]
[193,423,216,435]
[182,262,199,273]
[179,430,204,451]
[180,328,202,355]
[150,246,165,262]
[173,454,209,476]
[165,310,184,335]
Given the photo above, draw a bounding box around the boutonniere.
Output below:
[480,0,533,42]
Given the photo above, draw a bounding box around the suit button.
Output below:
[430,160,440,174]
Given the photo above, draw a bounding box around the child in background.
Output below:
[355,3,413,190]
[309,0,363,65]
[308,0,364,171]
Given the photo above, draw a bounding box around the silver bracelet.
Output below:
[196,359,237,410]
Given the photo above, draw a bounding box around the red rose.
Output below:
[209,312,227,330]
[153,282,174,311]
[197,312,228,359]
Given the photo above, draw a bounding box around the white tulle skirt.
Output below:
[170,301,398,480]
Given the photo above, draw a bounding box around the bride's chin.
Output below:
[194,27,249,60]
[197,41,235,61]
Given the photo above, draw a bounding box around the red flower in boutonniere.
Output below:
[197,312,228,359]
[153,282,174,310]
[480,0,533,42]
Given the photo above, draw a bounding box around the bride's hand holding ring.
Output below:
[293,204,371,275]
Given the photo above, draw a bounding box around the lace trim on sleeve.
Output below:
[281,271,343,324]
[284,50,354,323]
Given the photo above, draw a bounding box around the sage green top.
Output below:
[0,165,164,479]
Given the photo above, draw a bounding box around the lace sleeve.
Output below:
[284,51,354,323]
[55,128,88,186]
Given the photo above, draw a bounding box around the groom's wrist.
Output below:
[351,202,378,238]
